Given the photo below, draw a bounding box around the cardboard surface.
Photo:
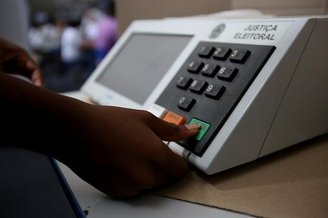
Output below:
[157,134,328,218]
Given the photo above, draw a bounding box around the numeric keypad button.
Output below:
[187,61,204,74]
[204,83,225,99]
[198,46,215,58]
[176,76,192,89]
[189,80,208,94]
[213,47,231,60]
[201,63,219,77]
[229,49,251,63]
[217,66,238,81]
[178,96,196,111]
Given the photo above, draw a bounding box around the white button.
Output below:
[147,104,167,118]
[167,142,190,158]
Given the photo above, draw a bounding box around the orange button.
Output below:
[162,111,186,125]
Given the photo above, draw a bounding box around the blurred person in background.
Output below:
[59,14,90,90]
[61,16,83,69]
[29,11,63,67]
[81,7,103,46]
[93,0,118,65]
[29,11,62,54]
[80,7,103,72]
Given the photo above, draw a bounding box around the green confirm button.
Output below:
[189,118,211,141]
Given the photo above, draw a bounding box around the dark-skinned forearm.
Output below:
[0,73,91,162]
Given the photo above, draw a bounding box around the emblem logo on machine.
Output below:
[209,23,226,39]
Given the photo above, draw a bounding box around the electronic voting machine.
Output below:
[80,16,328,174]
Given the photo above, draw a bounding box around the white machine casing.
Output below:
[81,16,328,175]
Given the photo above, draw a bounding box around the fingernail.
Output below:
[185,124,201,132]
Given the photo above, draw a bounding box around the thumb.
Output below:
[148,116,200,141]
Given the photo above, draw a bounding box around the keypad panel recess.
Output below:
[156,42,275,156]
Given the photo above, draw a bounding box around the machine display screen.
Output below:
[96,33,192,104]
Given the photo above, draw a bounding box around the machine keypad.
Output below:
[156,42,275,156]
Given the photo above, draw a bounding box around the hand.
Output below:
[0,37,43,86]
[64,105,199,198]
[0,73,198,198]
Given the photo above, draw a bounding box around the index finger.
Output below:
[144,113,200,141]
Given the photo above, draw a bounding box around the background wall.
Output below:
[116,0,230,34]
[116,0,328,34]
[231,0,328,16]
